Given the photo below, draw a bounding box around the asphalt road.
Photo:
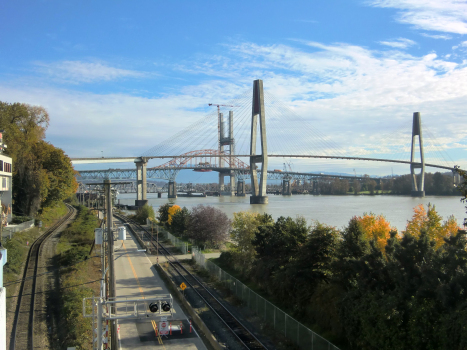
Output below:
[113,229,208,350]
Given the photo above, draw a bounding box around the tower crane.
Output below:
[209,103,239,167]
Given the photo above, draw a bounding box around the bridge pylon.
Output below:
[249,79,268,204]
[219,110,236,195]
[410,112,425,197]
[135,157,148,206]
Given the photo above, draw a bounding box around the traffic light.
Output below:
[149,302,158,313]
[161,301,171,312]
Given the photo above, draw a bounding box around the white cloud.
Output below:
[421,33,452,40]
[368,0,467,34]
[34,61,146,83]
[2,38,467,174]
[379,38,417,48]
[453,40,467,49]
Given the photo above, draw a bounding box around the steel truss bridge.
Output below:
[76,149,404,183]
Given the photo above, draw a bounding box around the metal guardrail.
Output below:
[192,248,340,350]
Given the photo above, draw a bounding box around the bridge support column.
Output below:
[168,181,177,198]
[230,171,235,196]
[410,112,425,197]
[282,179,291,195]
[453,168,461,186]
[236,179,245,196]
[250,79,268,204]
[135,158,148,207]
[218,173,225,194]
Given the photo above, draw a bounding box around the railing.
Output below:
[2,220,35,238]
[192,247,340,350]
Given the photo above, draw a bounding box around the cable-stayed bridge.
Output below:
[74,80,463,206]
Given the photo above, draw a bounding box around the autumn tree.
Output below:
[0,101,77,216]
[167,204,181,225]
[405,204,459,248]
[186,205,231,248]
[355,213,394,252]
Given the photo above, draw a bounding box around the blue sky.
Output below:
[1,0,467,176]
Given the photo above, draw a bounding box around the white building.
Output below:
[0,138,12,350]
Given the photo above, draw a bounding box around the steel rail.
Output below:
[9,204,76,350]
[114,213,268,350]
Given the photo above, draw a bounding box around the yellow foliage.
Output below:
[355,213,395,252]
[168,205,181,225]
[404,204,460,249]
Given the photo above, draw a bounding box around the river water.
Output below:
[116,193,466,232]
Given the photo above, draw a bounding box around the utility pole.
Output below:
[104,179,118,348]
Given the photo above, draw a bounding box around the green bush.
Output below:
[134,204,155,224]
[61,246,90,266]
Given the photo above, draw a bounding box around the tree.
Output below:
[390,174,412,194]
[229,211,262,274]
[167,204,181,225]
[157,203,171,224]
[252,215,308,290]
[405,204,460,248]
[353,180,361,194]
[0,101,78,216]
[287,223,340,303]
[171,206,189,237]
[366,179,377,194]
[134,204,155,224]
[186,205,231,247]
[37,141,78,208]
[355,213,394,252]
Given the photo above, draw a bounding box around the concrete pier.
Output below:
[135,157,148,207]
[282,179,291,195]
[236,179,245,196]
[168,181,177,198]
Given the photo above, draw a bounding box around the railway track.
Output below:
[9,204,76,350]
[114,213,268,350]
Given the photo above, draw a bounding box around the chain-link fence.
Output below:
[158,227,189,255]
[192,247,340,350]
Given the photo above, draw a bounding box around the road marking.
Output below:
[123,242,145,298]
[122,242,167,348]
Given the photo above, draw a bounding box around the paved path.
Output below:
[114,230,207,350]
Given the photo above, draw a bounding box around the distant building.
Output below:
[0,153,13,226]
